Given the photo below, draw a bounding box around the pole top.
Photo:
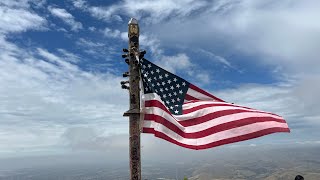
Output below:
[128,18,138,25]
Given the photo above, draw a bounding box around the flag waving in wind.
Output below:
[140,58,290,150]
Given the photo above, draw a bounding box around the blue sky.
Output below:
[0,0,320,158]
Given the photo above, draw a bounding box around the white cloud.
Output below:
[214,80,320,130]
[88,26,96,32]
[57,49,80,63]
[0,33,128,154]
[102,27,121,38]
[0,3,46,34]
[73,0,207,23]
[75,38,117,62]
[48,6,83,31]
[195,48,232,68]
[76,38,104,47]
[71,0,320,76]
[147,0,320,76]
[156,53,192,73]
[72,0,122,22]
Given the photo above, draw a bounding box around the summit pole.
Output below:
[123,18,141,180]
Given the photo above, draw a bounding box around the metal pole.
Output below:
[123,18,141,180]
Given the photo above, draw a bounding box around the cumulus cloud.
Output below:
[48,6,83,31]
[214,81,320,133]
[147,0,320,75]
[78,0,320,76]
[102,27,121,38]
[0,1,46,34]
[72,0,122,22]
[0,34,128,154]
[156,53,192,73]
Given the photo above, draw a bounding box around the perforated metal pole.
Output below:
[123,18,141,180]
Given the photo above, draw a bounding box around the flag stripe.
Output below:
[182,103,278,117]
[187,88,215,101]
[144,105,284,133]
[185,94,199,101]
[143,127,289,150]
[189,84,224,102]
[144,99,280,122]
[143,120,289,147]
[182,101,255,112]
[144,114,287,139]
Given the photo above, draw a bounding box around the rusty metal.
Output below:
[123,17,141,180]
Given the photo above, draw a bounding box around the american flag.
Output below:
[140,58,290,150]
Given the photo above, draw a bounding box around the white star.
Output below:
[155,89,158,93]
[145,87,149,91]
[150,70,154,74]
[148,64,151,68]
[159,75,163,79]
[151,83,155,87]
[171,99,175,103]
[154,76,157,80]
[168,93,172,97]
[176,84,180,88]
[170,106,173,110]
[173,78,177,82]
[143,65,146,69]
[165,73,169,78]
[167,79,172,84]
[162,82,166,86]
[157,82,160,86]
[163,94,167,98]
[174,109,179,114]
[148,78,151,82]
[165,87,168,91]
[170,86,174,90]
[182,82,186,86]
[177,97,180,101]
[143,74,148,77]
[179,90,183,94]
[173,92,177,96]
[166,100,170,104]
[160,88,163,92]
[156,69,160,73]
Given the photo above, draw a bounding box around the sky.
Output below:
[0,0,320,159]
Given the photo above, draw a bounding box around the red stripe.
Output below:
[183,103,278,117]
[183,103,252,114]
[189,84,224,102]
[144,114,287,139]
[143,127,290,150]
[183,100,201,104]
[144,100,281,127]
[179,109,282,127]
[185,94,199,101]
[145,100,171,114]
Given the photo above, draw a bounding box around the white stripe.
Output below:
[183,101,237,110]
[144,106,284,133]
[143,96,280,121]
[176,106,275,120]
[143,121,288,146]
[142,93,163,102]
[186,88,214,100]
[142,93,271,119]
[144,106,185,130]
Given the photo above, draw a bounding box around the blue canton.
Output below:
[140,58,190,115]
